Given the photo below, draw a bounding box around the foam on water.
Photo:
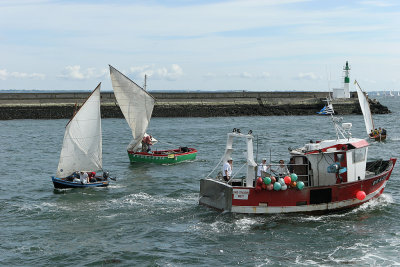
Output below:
[1,97,400,266]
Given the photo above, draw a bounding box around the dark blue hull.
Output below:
[51,177,109,189]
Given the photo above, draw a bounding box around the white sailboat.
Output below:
[355,81,386,141]
[52,83,110,188]
[109,65,197,164]
[317,98,334,115]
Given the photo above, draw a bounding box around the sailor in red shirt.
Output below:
[142,135,153,152]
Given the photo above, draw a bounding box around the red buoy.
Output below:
[356,190,366,200]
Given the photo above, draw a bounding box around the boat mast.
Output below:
[144,74,147,91]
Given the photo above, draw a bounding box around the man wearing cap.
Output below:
[223,158,233,182]
[257,158,270,177]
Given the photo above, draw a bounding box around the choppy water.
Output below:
[1,96,399,266]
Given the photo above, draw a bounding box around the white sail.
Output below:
[109,65,155,151]
[56,84,102,178]
[355,81,375,135]
[325,104,334,115]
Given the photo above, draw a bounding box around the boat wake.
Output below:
[354,193,393,212]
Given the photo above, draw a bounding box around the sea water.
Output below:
[0,96,399,266]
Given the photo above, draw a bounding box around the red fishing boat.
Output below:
[199,119,396,214]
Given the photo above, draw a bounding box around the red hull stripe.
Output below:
[128,148,197,157]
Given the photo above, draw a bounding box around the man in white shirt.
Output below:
[257,158,269,177]
[274,159,289,179]
[222,158,233,182]
[79,171,89,184]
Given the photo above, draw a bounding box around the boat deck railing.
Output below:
[227,163,312,187]
[266,163,311,186]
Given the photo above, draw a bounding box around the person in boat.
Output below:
[88,172,97,183]
[102,171,110,181]
[257,158,270,178]
[142,135,153,152]
[76,171,88,184]
[66,171,79,182]
[273,159,290,179]
[369,129,374,137]
[381,128,387,136]
[223,158,233,182]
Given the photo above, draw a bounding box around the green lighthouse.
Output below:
[343,61,350,98]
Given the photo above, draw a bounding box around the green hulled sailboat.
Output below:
[109,65,197,164]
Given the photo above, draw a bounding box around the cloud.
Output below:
[362,78,377,84]
[359,1,398,7]
[294,72,321,80]
[204,71,271,79]
[57,65,107,80]
[260,72,271,78]
[0,69,45,80]
[203,72,217,79]
[129,64,183,81]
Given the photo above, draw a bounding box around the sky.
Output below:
[1,0,399,92]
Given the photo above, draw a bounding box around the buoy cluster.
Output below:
[255,173,304,192]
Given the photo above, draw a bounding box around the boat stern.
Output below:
[199,178,232,212]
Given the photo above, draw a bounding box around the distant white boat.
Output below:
[317,98,334,115]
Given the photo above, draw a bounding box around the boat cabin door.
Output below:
[334,152,347,183]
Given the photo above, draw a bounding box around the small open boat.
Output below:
[109,65,197,164]
[52,83,110,189]
[199,117,396,214]
[355,80,387,141]
[129,147,198,164]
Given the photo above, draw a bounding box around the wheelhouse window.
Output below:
[353,148,366,163]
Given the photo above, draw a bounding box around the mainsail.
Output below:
[355,80,375,135]
[109,65,155,151]
[57,84,102,178]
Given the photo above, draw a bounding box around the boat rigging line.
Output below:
[228,162,247,184]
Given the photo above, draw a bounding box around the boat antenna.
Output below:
[269,148,272,165]
[330,115,351,140]
[143,74,147,91]
[256,135,259,163]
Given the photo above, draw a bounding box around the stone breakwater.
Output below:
[0,91,390,120]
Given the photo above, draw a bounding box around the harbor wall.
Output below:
[0,91,390,120]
